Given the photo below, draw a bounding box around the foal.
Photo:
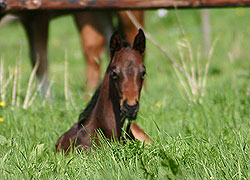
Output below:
[56,29,149,152]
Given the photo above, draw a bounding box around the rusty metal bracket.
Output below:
[25,0,42,10]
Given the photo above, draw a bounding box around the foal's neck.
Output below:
[93,72,124,138]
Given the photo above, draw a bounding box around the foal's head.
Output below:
[109,29,146,120]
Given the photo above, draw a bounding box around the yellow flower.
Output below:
[30,117,34,120]
[210,177,215,180]
[0,101,5,107]
[0,117,4,122]
[156,102,162,107]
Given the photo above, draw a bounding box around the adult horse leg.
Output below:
[118,11,144,44]
[74,12,111,92]
[20,12,50,95]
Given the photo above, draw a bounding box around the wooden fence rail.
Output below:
[1,0,250,13]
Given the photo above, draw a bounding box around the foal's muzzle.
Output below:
[121,100,139,120]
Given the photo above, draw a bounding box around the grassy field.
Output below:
[0,9,250,179]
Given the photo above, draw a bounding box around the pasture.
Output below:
[0,9,250,179]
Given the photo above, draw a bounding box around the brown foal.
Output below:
[56,29,149,152]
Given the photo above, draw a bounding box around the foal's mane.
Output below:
[77,40,131,127]
[78,85,101,127]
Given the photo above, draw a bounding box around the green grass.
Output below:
[0,8,250,179]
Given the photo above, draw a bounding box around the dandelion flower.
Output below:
[0,117,4,122]
[0,101,5,107]
[210,177,215,180]
[156,102,162,107]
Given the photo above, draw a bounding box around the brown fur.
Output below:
[130,122,152,144]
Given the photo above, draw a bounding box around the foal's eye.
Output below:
[141,71,146,79]
[110,66,118,79]
[111,71,118,79]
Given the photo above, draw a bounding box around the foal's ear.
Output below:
[133,29,145,55]
[110,31,122,58]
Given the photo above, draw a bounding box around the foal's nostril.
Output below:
[122,100,139,113]
[121,100,139,119]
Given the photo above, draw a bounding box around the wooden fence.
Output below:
[1,0,250,13]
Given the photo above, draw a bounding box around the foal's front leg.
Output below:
[130,122,152,144]
[123,122,151,144]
